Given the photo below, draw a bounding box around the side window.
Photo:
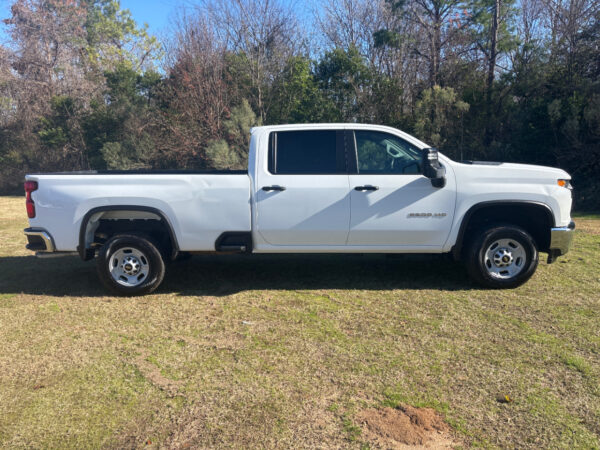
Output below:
[269,130,344,174]
[354,130,422,174]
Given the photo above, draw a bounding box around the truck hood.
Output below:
[456,160,571,180]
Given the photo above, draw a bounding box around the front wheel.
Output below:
[97,234,165,296]
[465,225,539,289]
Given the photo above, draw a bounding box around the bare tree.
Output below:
[198,0,302,121]
[404,0,472,88]
[317,0,425,116]
[0,45,17,128]
[542,0,599,77]
[519,0,545,47]
[317,0,387,64]
[3,0,100,169]
[158,12,236,167]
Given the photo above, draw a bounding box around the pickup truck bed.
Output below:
[26,172,251,253]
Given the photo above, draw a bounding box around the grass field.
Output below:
[1,195,599,448]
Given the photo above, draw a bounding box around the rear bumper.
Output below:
[549,221,575,256]
[24,228,55,252]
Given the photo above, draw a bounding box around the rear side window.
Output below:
[269,130,345,174]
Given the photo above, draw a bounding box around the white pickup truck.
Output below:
[24,124,575,295]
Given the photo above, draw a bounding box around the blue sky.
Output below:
[0,0,10,43]
[120,0,184,35]
[121,0,318,34]
[0,0,188,44]
[0,0,316,44]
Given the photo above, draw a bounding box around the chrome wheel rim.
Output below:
[109,247,150,287]
[484,238,526,279]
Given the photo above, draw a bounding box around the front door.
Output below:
[255,129,350,246]
[347,130,455,248]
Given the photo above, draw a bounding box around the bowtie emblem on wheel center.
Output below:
[122,256,141,275]
[493,248,514,267]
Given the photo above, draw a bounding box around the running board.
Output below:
[35,251,79,258]
[218,245,247,252]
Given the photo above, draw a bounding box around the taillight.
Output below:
[24,180,38,218]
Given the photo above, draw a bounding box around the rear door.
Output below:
[254,129,350,246]
[347,129,455,248]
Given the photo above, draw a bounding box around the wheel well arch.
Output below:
[452,201,555,260]
[78,206,179,261]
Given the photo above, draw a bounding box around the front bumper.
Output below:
[548,221,575,258]
[24,228,55,252]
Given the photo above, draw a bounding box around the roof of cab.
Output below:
[250,123,430,149]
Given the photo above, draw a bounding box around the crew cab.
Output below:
[23,124,575,295]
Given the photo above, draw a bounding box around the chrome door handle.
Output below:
[262,185,286,192]
[354,185,379,191]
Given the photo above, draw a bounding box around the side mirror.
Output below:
[422,148,446,188]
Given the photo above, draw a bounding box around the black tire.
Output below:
[97,234,165,296]
[465,225,539,289]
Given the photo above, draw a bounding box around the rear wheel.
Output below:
[97,234,165,296]
[465,225,538,289]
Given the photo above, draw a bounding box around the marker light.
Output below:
[557,179,572,189]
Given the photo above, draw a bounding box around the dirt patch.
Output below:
[357,405,457,449]
[132,353,183,397]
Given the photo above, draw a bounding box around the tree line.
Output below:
[0,0,598,209]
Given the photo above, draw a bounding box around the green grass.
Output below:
[573,212,600,220]
[1,196,599,448]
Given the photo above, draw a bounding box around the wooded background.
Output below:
[0,0,598,209]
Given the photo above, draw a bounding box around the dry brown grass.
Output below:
[1,195,599,448]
